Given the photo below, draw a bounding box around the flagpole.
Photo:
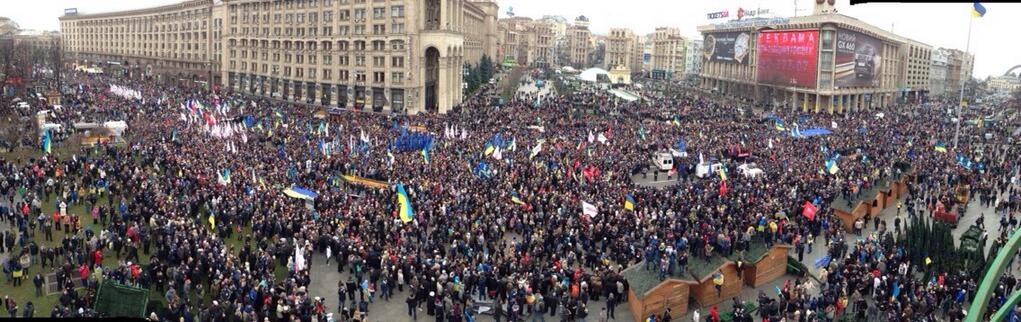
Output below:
[952,14,974,150]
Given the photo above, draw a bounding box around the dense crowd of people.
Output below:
[0,68,1018,322]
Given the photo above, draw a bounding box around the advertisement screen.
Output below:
[703,32,751,65]
[834,29,882,88]
[756,30,818,87]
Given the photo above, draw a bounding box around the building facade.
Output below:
[565,16,591,69]
[60,0,499,115]
[943,48,975,101]
[899,39,931,102]
[59,0,219,82]
[697,1,933,113]
[683,39,703,78]
[495,16,553,68]
[604,27,637,73]
[650,27,685,80]
[987,75,1021,93]
[929,48,949,97]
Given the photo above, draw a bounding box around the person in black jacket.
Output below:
[33,273,44,296]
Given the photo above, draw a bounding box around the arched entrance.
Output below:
[425,47,440,113]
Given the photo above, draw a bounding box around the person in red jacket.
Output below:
[77,264,90,286]
[709,305,719,322]
[91,250,102,268]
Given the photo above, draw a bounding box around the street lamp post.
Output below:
[953,14,974,150]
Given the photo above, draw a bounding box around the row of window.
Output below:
[228,22,406,37]
[230,63,403,83]
[229,51,404,68]
[231,6,405,25]
[230,0,380,13]
[230,39,405,52]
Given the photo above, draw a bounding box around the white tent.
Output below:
[578,68,610,83]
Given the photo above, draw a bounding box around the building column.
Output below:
[791,91,797,112]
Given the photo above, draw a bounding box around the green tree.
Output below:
[478,54,494,83]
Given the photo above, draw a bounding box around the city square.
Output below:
[2,0,1021,321]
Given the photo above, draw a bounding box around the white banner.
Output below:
[582,201,598,217]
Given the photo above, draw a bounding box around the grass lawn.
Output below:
[0,131,292,316]
[1,192,117,316]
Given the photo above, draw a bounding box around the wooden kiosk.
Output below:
[742,245,794,287]
[626,278,697,321]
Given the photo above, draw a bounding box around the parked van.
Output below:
[651,152,674,172]
[696,162,725,178]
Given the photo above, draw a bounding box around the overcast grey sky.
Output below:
[5,0,1019,78]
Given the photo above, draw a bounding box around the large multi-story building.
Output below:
[565,16,591,69]
[605,27,638,72]
[683,39,703,79]
[697,0,933,112]
[944,48,975,100]
[539,15,568,67]
[495,16,553,68]
[650,27,686,80]
[987,75,1021,93]
[899,39,931,102]
[59,0,219,82]
[929,49,949,97]
[497,16,530,64]
[60,0,499,115]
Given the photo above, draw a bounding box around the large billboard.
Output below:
[703,32,751,65]
[834,29,882,88]
[756,29,819,88]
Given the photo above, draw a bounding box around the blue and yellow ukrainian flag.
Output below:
[972,2,986,17]
[774,120,786,131]
[510,192,526,205]
[421,148,430,164]
[934,142,947,153]
[396,183,414,223]
[624,194,635,211]
[825,159,839,175]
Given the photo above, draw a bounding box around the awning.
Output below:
[283,187,318,200]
